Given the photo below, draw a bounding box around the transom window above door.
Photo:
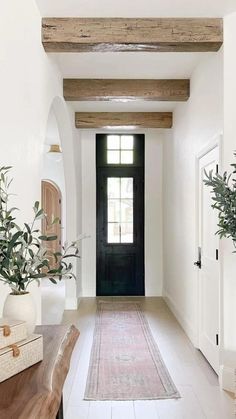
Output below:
[107,135,134,164]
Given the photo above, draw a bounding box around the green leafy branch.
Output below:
[204,153,236,249]
[0,166,80,294]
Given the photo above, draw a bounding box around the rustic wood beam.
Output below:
[64,79,190,102]
[75,112,172,129]
[42,18,223,53]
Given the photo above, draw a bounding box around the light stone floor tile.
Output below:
[65,403,89,419]
[88,401,112,419]
[111,401,135,419]
[156,385,206,419]
[134,400,159,419]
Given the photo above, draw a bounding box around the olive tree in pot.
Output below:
[204,153,236,248]
[0,166,80,334]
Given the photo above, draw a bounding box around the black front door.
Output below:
[96,134,145,296]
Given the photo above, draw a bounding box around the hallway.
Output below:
[52,298,234,418]
[1,2,236,417]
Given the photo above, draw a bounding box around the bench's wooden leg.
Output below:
[56,396,64,419]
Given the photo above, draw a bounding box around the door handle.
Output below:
[194,246,202,269]
[194,260,201,269]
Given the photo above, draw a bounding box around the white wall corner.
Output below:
[163,290,198,347]
[219,365,236,394]
[65,297,79,310]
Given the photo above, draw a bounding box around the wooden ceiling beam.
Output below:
[75,112,172,129]
[64,79,190,102]
[42,18,223,53]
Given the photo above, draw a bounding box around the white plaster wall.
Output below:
[145,132,163,296]
[69,111,83,299]
[163,51,223,344]
[0,1,62,321]
[221,11,236,385]
[81,131,96,296]
[80,129,163,297]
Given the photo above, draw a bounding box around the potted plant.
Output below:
[204,153,236,247]
[0,166,80,334]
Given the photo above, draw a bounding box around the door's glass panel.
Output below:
[121,223,133,243]
[108,200,120,222]
[107,177,134,244]
[121,135,134,150]
[108,178,120,199]
[107,177,134,243]
[108,223,120,243]
[107,150,120,164]
[107,135,120,149]
[121,150,133,164]
[121,178,133,199]
[121,199,133,223]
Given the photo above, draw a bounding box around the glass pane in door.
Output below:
[108,223,120,243]
[108,200,120,222]
[107,177,133,243]
[121,223,133,243]
[121,178,133,199]
[121,150,133,164]
[121,199,133,223]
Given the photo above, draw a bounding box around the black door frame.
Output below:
[96,133,145,296]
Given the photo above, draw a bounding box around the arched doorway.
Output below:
[41,180,62,268]
[48,97,79,309]
[41,103,66,324]
[41,96,79,324]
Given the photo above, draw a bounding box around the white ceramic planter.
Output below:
[3,293,36,336]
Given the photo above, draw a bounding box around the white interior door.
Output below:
[197,146,219,373]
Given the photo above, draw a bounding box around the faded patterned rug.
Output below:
[84,301,180,400]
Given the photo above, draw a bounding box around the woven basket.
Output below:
[0,334,43,382]
[0,318,27,350]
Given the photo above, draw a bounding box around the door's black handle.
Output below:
[194,260,201,269]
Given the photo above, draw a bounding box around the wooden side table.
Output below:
[0,324,79,419]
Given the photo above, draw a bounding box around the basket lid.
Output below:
[0,318,26,328]
[0,334,42,355]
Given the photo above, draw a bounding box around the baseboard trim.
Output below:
[163,289,198,347]
[65,297,78,310]
[219,365,236,393]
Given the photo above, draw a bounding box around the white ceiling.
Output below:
[36,0,233,114]
[71,101,177,113]
[36,0,236,18]
[50,50,213,113]
[54,52,207,79]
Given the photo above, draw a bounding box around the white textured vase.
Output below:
[3,293,36,336]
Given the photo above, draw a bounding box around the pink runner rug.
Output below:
[84,301,180,400]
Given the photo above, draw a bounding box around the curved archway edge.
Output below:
[46,96,78,309]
